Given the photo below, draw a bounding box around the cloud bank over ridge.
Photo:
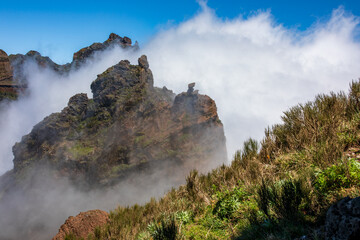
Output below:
[143,5,360,157]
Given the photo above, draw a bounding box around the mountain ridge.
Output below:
[0,33,137,101]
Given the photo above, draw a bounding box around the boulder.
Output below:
[324,196,360,240]
[52,210,109,240]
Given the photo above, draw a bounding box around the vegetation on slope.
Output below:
[0,91,18,101]
[69,80,360,240]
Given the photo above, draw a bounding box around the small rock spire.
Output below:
[187,82,195,94]
[138,55,149,69]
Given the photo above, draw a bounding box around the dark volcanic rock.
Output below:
[12,55,227,187]
[323,196,360,240]
[72,33,135,67]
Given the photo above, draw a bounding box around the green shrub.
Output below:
[64,233,82,240]
[242,138,259,159]
[148,216,178,240]
[314,158,360,193]
[257,179,272,218]
[272,179,306,220]
[212,186,249,220]
[233,138,259,168]
[175,211,192,224]
[346,80,360,116]
[256,178,307,221]
[338,112,360,147]
[0,91,18,101]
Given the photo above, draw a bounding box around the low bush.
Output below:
[256,178,307,221]
[314,158,360,193]
[148,216,178,240]
[213,186,249,220]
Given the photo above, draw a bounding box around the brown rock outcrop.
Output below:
[52,210,109,240]
[0,49,23,101]
[0,49,12,81]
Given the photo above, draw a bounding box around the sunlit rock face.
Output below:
[0,49,19,100]
[0,49,12,81]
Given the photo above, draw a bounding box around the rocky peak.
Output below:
[0,49,12,81]
[106,33,132,45]
[187,82,196,94]
[138,55,149,69]
[11,55,227,187]
[9,50,71,83]
[90,55,153,109]
[72,33,135,66]
[5,33,136,86]
[1,33,137,102]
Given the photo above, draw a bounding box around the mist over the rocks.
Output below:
[0,47,137,172]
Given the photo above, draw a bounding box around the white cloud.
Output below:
[141,5,360,159]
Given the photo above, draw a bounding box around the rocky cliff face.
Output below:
[0,49,12,81]
[11,55,226,187]
[0,50,21,101]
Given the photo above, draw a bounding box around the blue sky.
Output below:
[1,0,360,63]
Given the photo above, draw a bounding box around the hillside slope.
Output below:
[70,80,360,240]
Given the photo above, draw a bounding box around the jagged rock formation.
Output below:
[9,50,71,83]
[0,33,136,102]
[72,33,134,67]
[11,55,227,186]
[52,210,109,240]
[322,196,360,240]
[9,33,136,82]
